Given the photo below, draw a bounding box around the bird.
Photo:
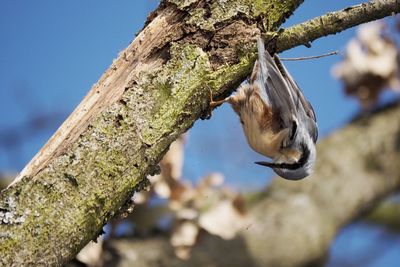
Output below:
[210,37,318,180]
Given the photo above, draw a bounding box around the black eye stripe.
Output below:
[289,120,297,140]
[278,143,309,170]
[255,143,310,170]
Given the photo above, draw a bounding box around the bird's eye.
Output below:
[280,120,297,149]
[289,120,297,140]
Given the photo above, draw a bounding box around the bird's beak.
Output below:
[254,161,279,168]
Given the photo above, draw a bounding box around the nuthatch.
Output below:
[211,38,318,180]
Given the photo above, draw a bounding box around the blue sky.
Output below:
[0,1,399,266]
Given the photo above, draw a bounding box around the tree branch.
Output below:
[365,201,400,230]
[0,1,304,265]
[1,0,399,265]
[275,0,400,52]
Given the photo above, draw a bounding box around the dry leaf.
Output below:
[76,238,103,267]
[174,246,192,260]
[161,134,186,180]
[198,200,246,239]
[120,134,247,260]
[332,21,400,107]
[171,221,199,248]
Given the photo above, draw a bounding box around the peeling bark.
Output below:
[0,0,399,265]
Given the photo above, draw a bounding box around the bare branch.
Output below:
[275,0,400,52]
[280,50,338,61]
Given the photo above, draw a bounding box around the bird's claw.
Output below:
[204,89,215,119]
[202,89,228,120]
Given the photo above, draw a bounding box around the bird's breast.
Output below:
[240,108,280,159]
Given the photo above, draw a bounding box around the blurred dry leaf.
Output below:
[132,191,148,205]
[149,134,187,199]
[125,134,247,260]
[197,172,224,189]
[171,220,199,247]
[168,172,246,258]
[133,135,187,204]
[175,207,198,220]
[174,246,192,261]
[171,221,199,259]
[199,199,247,239]
[332,20,400,107]
[76,238,103,267]
[160,133,185,180]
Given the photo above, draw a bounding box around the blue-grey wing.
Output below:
[251,38,297,129]
[251,38,318,142]
[273,54,317,124]
[251,38,298,129]
[272,55,318,142]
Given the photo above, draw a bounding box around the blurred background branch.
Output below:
[71,100,400,267]
[365,200,400,231]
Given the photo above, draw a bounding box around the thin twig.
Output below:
[280,51,339,61]
[275,0,400,52]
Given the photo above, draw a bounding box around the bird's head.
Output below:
[255,139,316,180]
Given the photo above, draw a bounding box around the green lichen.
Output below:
[136,41,257,148]
[249,0,299,29]
[184,0,301,31]
[140,43,212,145]
[186,0,251,31]
[168,0,200,9]
[187,8,214,31]
[209,48,257,90]
[0,93,147,264]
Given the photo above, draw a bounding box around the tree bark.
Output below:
[0,0,399,265]
[101,102,400,267]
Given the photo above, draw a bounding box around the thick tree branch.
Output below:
[1,0,399,265]
[275,0,400,52]
[0,1,304,265]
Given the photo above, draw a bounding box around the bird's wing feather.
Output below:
[272,55,317,123]
[252,38,297,129]
[253,38,318,142]
[271,55,318,142]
